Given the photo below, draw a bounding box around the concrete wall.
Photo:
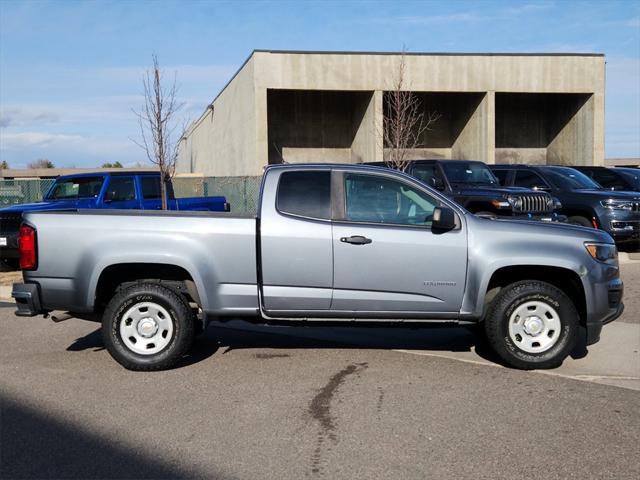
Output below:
[177,51,605,175]
[495,93,594,165]
[177,56,258,176]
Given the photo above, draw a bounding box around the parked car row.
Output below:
[489,164,640,250]
[0,171,229,270]
[367,160,565,222]
[372,161,638,251]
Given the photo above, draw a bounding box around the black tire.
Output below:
[102,282,195,371]
[484,280,579,370]
[567,216,593,228]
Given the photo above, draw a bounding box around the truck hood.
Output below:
[451,186,533,198]
[0,200,79,213]
[571,189,640,201]
[469,213,614,245]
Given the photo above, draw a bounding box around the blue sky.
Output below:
[0,0,638,168]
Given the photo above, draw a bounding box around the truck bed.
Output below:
[23,210,258,313]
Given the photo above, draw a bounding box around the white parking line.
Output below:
[394,348,640,391]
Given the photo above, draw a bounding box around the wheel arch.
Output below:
[484,265,586,326]
[92,262,205,312]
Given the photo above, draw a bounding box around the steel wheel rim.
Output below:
[119,302,174,355]
[508,300,561,354]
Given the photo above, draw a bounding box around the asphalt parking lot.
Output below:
[1,264,639,479]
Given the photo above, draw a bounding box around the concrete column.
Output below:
[486,91,496,164]
[255,87,269,169]
[593,92,605,166]
[372,90,384,162]
[547,94,594,166]
[351,91,383,163]
[451,93,489,162]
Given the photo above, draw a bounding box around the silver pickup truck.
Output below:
[12,164,624,371]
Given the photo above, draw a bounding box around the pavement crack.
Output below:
[308,362,367,476]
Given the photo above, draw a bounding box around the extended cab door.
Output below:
[259,169,334,312]
[331,171,467,314]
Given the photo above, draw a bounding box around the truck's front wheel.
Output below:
[484,281,579,370]
[102,282,195,371]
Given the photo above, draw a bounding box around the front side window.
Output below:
[440,161,499,186]
[105,177,136,202]
[47,176,104,200]
[141,176,161,199]
[539,167,600,190]
[618,169,640,189]
[514,170,549,190]
[344,174,437,226]
[492,169,509,186]
[411,164,445,189]
[591,170,628,190]
[277,171,331,219]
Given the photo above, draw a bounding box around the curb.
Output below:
[0,286,12,302]
[619,252,640,264]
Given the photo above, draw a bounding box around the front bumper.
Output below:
[584,277,624,346]
[12,283,43,317]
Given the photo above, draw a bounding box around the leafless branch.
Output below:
[131,54,186,209]
[383,49,441,172]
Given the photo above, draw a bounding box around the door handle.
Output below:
[340,235,372,245]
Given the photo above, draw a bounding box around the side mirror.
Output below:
[431,206,457,232]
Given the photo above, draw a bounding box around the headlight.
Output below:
[552,197,562,209]
[506,195,523,210]
[600,199,634,211]
[585,242,618,264]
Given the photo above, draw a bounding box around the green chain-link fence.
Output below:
[0,176,261,215]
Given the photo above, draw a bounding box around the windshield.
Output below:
[46,176,104,200]
[618,169,640,189]
[440,161,499,186]
[540,167,601,190]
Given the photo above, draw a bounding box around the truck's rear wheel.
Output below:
[102,282,195,371]
[484,280,578,370]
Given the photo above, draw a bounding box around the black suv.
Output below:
[490,164,640,250]
[369,160,563,221]
[573,166,640,192]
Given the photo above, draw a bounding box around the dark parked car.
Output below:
[490,164,640,250]
[369,160,564,221]
[573,166,640,192]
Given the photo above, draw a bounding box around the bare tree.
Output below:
[28,158,55,169]
[133,54,184,209]
[383,51,441,172]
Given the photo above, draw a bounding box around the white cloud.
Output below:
[0,109,60,128]
[0,132,84,148]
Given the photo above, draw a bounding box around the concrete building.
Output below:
[177,50,605,176]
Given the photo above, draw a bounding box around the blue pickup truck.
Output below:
[0,171,229,269]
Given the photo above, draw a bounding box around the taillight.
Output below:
[18,224,37,270]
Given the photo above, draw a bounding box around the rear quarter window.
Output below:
[276,171,331,219]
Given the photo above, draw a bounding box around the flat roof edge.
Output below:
[253,49,605,57]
